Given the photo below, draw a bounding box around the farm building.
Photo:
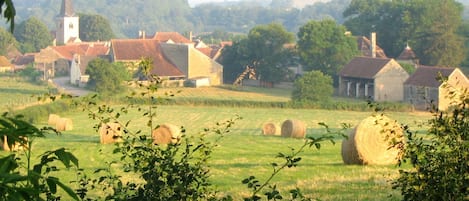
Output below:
[338,57,409,102]
[110,39,223,86]
[403,66,469,111]
[0,56,14,72]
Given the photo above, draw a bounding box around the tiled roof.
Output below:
[356,36,387,58]
[152,32,192,44]
[196,47,217,58]
[404,65,456,87]
[339,56,393,79]
[111,39,184,77]
[13,53,36,66]
[0,56,12,67]
[52,43,110,60]
[397,45,417,60]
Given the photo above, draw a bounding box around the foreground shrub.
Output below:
[0,113,79,200]
[393,81,469,200]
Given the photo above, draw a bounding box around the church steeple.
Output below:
[56,0,80,45]
[59,0,76,17]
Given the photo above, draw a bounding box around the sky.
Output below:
[187,0,251,7]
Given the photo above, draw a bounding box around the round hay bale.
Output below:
[152,124,181,145]
[262,122,280,136]
[342,115,403,165]
[281,119,306,138]
[341,128,362,165]
[55,118,73,131]
[48,114,60,126]
[99,123,123,144]
[2,135,28,152]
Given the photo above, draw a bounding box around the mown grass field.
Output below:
[1,79,433,200]
[0,76,50,111]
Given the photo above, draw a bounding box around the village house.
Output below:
[404,66,469,111]
[338,57,409,102]
[0,56,14,72]
[34,42,110,81]
[110,38,223,87]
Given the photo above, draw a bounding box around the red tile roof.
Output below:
[339,57,393,79]
[397,45,417,60]
[404,65,456,87]
[111,39,184,77]
[0,56,12,67]
[52,43,109,60]
[152,32,192,44]
[356,36,387,58]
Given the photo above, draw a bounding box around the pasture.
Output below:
[1,79,433,200]
[0,76,50,111]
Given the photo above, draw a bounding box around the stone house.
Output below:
[110,39,223,86]
[404,66,469,110]
[338,57,409,102]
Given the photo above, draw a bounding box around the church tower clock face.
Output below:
[69,23,74,29]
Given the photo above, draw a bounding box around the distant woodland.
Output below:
[10,0,350,38]
[8,0,469,39]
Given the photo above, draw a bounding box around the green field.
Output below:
[0,80,433,200]
[0,76,50,111]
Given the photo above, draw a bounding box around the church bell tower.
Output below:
[56,0,80,45]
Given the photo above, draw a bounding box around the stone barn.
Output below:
[338,57,409,102]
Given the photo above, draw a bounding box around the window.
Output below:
[69,23,74,29]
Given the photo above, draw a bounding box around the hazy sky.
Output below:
[187,0,246,7]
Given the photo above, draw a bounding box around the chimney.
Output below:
[371,32,376,58]
[189,31,193,42]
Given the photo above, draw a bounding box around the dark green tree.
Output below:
[297,19,358,80]
[220,23,295,83]
[0,0,15,31]
[14,17,52,53]
[292,70,333,102]
[343,0,404,57]
[79,13,115,41]
[85,58,129,94]
[343,0,466,66]
[0,27,18,56]
[403,0,465,66]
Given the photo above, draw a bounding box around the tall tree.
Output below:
[297,19,358,81]
[14,17,52,53]
[0,27,18,56]
[403,0,465,66]
[343,0,466,66]
[221,23,295,83]
[79,13,115,41]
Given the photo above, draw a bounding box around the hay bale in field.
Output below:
[281,119,306,138]
[1,135,28,151]
[340,128,362,165]
[152,124,181,145]
[99,123,123,144]
[341,115,404,165]
[48,114,60,126]
[262,122,280,136]
[55,118,73,131]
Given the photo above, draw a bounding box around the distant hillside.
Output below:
[11,0,348,38]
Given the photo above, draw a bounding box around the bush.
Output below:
[292,71,333,102]
[392,82,469,200]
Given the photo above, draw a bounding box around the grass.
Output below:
[0,79,433,200]
[4,104,431,200]
[0,76,50,111]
